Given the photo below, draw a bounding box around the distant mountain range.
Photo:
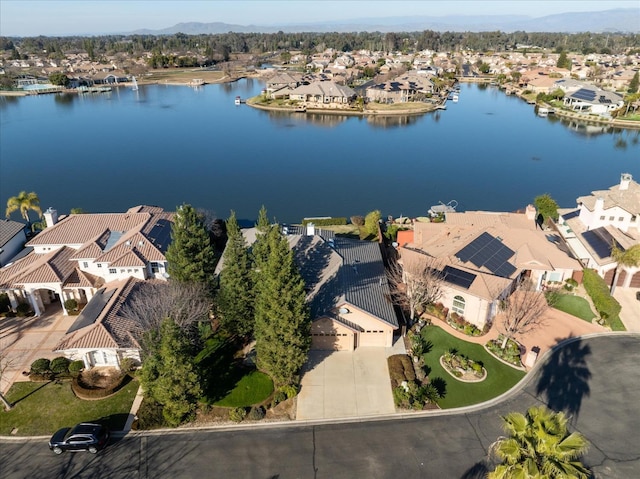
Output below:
[129,9,639,35]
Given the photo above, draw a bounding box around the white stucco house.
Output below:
[0,205,173,317]
[557,173,640,289]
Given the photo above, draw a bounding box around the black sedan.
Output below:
[48,423,109,454]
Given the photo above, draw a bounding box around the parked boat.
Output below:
[452,94,459,103]
[131,76,138,91]
[538,107,549,117]
[235,96,243,105]
[428,200,458,217]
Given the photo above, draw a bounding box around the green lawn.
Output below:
[0,378,138,436]
[552,294,596,322]
[198,335,274,407]
[214,370,273,407]
[420,326,526,409]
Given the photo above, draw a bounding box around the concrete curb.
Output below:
[2,332,638,442]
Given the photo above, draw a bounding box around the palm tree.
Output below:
[5,191,42,229]
[488,406,590,479]
[610,243,640,294]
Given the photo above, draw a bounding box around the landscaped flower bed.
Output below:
[446,312,488,337]
[485,336,523,367]
[440,350,486,382]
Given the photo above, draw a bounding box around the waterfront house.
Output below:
[557,173,640,289]
[0,205,173,316]
[288,80,356,105]
[563,86,624,115]
[215,224,398,350]
[400,206,582,329]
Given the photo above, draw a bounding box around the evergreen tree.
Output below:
[629,71,639,93]
[217,211,254,337]
[254,226,310,386]
[140,318,202,427]
[251,205,273,272]
[534,194,560,223]
[166,204,217,288]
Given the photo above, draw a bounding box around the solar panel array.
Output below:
[443,265,476,289]
[455,232,517,278]
[571,88,597,101]
[581,228,613,259]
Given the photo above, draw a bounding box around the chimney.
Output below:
[306,222,315,236]
[43,207,58,228]
[595,197,604,211]
[620,173,632,191]
[525,204,536,221]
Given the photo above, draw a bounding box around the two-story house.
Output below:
[558,173,640,289]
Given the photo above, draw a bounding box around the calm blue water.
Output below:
[1,79,638,224]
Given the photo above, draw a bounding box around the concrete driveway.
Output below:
[0,306,73,394]
[613,288,640,332]
[296,346,398,420]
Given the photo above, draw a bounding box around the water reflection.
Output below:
[54,93,75,107]
[366,114,420,128]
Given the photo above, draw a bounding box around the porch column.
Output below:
[623,267,638,288]
[26,290,43,317]
[7,290,19,310]
[57,286,68,316]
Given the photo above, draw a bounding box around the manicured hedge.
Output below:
[72,373,131,399]
[301,217,348,226]
[582,268,621,324]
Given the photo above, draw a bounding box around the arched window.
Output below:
[452,295,465,315]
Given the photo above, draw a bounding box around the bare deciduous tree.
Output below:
[497,279,550,348]
[388,251,444,324]
[0,345,21,411]
[120,281,212,352]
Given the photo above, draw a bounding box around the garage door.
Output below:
[630,272,640,288]
[311,332,354,351]
[604,269,626,286]
[358,330,388,347]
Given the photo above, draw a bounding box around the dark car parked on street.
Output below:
[48,423,109,454]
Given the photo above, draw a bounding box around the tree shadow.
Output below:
[534,336,591,421]
[10,380,51,406]
[459,460,490,479]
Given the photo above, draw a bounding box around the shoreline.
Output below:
[2,76,638,129]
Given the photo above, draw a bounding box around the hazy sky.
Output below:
[1,0,638,36]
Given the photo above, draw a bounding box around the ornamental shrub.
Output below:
[16,303,33,317]
[301,217,347,226]
[350,215,365,227]
[0,293,10,313]
[30,358,51,375]
[272,390,287,406]
[279,384,298,400]
[229,407,247,422]
[247,406,265,421]
[69,360,84,376]
[50,356,71,375]
[64,298,78,312]
[582,268,621,324]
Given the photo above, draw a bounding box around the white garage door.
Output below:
[311,332,354,351]
[358,330,387,347]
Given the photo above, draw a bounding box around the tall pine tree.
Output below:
[252,205,272,273]
[140,318,202,427]
[254,226,310,386]
[166,203,217,288]
[217,211,254,337]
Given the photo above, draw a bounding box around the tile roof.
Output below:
[13,246,77,285]
[55,278,144,351]
[577,175,640,215]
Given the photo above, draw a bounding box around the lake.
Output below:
[1,79,638,224]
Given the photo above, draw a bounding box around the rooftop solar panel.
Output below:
[581,228,613,259]
[443,266,476,289]
[455,232,516,278]
[572,88,596,101]
[66,287,116,333]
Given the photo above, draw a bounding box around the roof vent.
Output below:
[125,241,131,246]
[138,241,144,246]
[339,307,350,314]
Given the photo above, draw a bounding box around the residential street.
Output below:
[1,334,638,479]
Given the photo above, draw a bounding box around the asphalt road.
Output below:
[1,334,638,479]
